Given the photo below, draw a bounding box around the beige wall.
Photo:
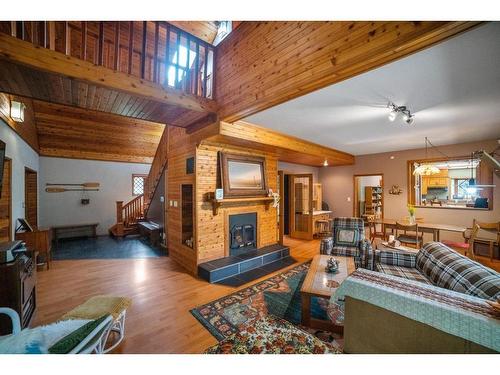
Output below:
[319,139,500,242]
[278,161,319,183]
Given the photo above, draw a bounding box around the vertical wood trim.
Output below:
[30,21,36,44]
[98,21,104,66]
[194,41,200,96]
[81,21,87,61]
[20,21,25,41]
[65,21,70,55]
[43,21,47,48]
[202,46,208,98]
[153,22,159,83]
[48,22,56,50]
[278,170,284,246]
[114,22,120,71]
[10,21,17,37]
[141,21,147,79]
[174,31,180,89]
[185,36,191,93]
[128,21,134,74]
[165,24,170,87]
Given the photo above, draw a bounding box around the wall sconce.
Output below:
[10,100,26,123]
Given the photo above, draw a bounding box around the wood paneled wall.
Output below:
[215,21,481,122]
[0,158,12,243]
[195,143,278,264]
[0,93,39,152]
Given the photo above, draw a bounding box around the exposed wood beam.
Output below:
[0,33,218,114]
[215,21,482,123]
[211,121,354,167]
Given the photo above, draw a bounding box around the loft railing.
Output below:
[0,21,215,99]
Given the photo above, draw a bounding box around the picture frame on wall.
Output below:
[219,152,268,198]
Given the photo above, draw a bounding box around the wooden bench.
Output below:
[52,223,99,247]
[138,221,160,247]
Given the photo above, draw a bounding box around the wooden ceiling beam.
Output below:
[215,21,482,123]
[210,121,354,167]
[0,33,218,114]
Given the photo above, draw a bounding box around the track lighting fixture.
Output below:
[387,102,414,125]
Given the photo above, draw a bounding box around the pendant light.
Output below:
[413,137,440,176]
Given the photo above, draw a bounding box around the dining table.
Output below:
[372,218,467,242]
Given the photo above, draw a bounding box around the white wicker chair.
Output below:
[0,307,113,354]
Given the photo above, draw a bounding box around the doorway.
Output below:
[353,174,384,220]
[288,174,313,240]
[0,158,12,242]
[24,167,38,227]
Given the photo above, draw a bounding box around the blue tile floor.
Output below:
[51,235,167,260]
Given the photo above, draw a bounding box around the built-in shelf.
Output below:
[209,196,274,215]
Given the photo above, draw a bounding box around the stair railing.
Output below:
[116,194,144,228]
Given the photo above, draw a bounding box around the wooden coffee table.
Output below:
[300,255,355,332]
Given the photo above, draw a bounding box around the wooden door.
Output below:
[24,168,38,228]
[0,158,12,242]
[289,174,313,240]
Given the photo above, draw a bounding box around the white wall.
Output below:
[278,161,319,183]
[39,157,150,235]
[0,120,39,239]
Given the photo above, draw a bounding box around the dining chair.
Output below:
[395,222,423,248]
[471,219,500,261]
[367,219,385,244]
[442,224,480,259]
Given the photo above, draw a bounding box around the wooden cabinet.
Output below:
[15,229,52,269]
[421,169,449,193]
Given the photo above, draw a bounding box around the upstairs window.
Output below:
[132,174,147,196]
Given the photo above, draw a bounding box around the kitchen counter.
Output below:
[313,210,333,216]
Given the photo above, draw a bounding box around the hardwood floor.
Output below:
[33,236,319,353]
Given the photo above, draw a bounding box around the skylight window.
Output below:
[167,45,197,87]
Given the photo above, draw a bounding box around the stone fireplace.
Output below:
[229,212,257,256]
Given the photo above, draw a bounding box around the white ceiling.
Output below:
[245,22,500,155]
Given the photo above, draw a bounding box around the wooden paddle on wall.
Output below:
[46,182,100,188]
[45,187,99,193]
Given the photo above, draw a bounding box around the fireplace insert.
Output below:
[229,213,257,256]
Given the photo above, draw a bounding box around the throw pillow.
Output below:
[335,228,357,246]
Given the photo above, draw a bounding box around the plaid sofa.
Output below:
[375,242,500,301]
[330,217,374,270]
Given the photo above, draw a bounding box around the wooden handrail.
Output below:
[143,126,168,213]
[0,21,216,99]
[116,194,144,228]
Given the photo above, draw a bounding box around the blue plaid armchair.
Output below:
[330,217,374,270]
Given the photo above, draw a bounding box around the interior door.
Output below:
[289,174,313,240]
[0,158,12,242]
[24,168,38,228]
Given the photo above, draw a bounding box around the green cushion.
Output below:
[48,315,108,354]
[335,228,357,246]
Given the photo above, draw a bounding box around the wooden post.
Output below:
[128,21,134,74]
[10,21,17,37]
[116,201,124,223]
[194,41,199,96]
[48,21,56,51]
[203,46,208,97]
[81,21,87,60]
[65,21,70,55]
[114,22,120,71]
[98,21,104,66]
[153,22,159,83]
[140,21,147,79]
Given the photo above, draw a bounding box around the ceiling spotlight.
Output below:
[323,159,329,167]
[387,102,414,125]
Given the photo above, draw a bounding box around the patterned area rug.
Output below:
[191,262,343,351]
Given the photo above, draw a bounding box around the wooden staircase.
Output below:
[109,126,169,237]
[109,194,145,237]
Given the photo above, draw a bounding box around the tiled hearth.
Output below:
[198,244,292,286]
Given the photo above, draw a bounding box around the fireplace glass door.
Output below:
[289,174,313,240]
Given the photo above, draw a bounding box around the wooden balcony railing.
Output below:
[0,21,215,99]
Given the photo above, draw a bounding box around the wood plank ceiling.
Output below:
[215,21,481,122]
[168,21,219,44]
[32,99,164,163]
